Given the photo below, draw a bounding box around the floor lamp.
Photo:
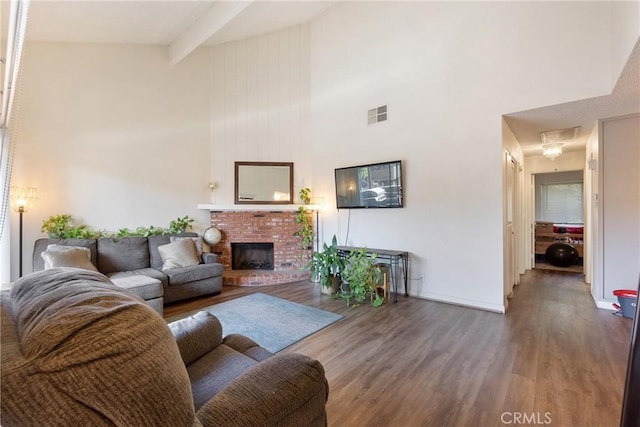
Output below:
[10,186,38,277]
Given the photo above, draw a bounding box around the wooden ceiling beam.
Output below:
[168,1,252,64]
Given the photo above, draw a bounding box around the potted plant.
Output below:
[41,214,73,238]
[168,215,194,234]
[340,248,384,307]
[309,235,345,294]
[41,214,101,239]
[294,188,314,251]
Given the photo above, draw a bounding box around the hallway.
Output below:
[505,269,632,426]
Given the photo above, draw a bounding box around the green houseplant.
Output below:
[41,214,72,238]
[294,188,313,250]
[41,214,195,239]
[41,214,102,239]
[340,248,384,307]
[309,235,344,294]
[168,215,194,234]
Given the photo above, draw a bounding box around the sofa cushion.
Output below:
[32,238,97,272]
[109,275,163,300]
[187,345,260,410]
[148,233,198,270]
[97,237,150,274]
[168,312,223,366]
[158,239,201,270]
[108,268,168,287]
[170,236,204,256]
[41,245,98,272]
[166,263,224,286]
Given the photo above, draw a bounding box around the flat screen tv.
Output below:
[335,160,403,209]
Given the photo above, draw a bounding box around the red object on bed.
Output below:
[553,225,584,234]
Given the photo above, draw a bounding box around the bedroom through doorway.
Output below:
[533,170,585,274]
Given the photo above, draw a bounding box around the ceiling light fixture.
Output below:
[542,143,563,160]
[539,126,580,160]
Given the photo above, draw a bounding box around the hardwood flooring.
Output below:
[534,261,584,274]
[164,270,633,427]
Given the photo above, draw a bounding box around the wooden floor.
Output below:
[164,269,633,427]
[535,261,584,274]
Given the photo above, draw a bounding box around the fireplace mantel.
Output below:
[198,204,320,212]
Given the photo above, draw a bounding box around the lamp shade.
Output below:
[10,186,38,212]
[203,226,222,246]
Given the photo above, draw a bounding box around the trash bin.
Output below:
[613,290,638,319]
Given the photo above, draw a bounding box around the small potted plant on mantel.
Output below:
[309,235,345,295]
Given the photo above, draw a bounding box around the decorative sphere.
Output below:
[545,243,579,267]
[203,226,222,246]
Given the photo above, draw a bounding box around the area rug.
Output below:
[173,293,342,353]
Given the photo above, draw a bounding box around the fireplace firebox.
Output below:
[231,243,274,270]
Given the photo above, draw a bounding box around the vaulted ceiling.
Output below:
[21,1,336,63]
[7,1,639,156]
[504,39,639,156]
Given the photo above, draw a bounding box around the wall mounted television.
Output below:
[335,160,403,209]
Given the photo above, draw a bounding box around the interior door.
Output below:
[530,174,536,268]
[505,151,517,298]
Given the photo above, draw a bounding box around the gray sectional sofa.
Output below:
[1,268,328,426]
[33,233,224,314]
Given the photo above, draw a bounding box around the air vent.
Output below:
[368,105,388,125]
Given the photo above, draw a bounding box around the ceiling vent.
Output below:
[539,126,580,144]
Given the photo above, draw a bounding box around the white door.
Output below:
[505,151,517,299]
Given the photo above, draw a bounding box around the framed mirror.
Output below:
[235,161,294,204]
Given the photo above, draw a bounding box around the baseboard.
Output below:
[410,291,506,314]
[594,298,616,311]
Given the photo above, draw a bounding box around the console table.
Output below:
[337,246,409,303]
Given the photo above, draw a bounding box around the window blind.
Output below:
[541,182,584,223]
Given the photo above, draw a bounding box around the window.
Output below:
[540,182,583,223]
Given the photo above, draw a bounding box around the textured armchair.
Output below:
[1,268,328,426]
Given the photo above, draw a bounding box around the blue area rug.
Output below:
[183,293,342,353]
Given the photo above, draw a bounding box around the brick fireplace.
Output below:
[209,210,312,286]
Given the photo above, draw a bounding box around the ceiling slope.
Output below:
[505,38,640,156]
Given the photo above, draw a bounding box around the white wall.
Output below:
[309,2,617,312]
[610,1,640,89]
[599,114,640,305]
[10,42,212,280]
[9,24,312,280]
[209,25,311,203]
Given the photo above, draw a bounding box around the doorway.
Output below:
[532,170,584,273]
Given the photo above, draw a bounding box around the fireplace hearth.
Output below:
[232,243,274,270]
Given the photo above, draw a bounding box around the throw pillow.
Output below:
[41,245,98,272]
[158,239,200,271]
[169,236,203,257]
